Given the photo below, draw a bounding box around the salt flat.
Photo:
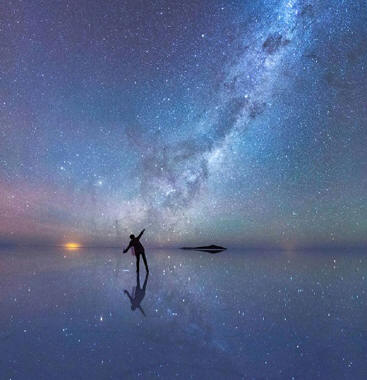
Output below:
[0,247,366,379]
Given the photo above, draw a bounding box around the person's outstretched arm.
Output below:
[123,241,132,253]
[137,228,145,240]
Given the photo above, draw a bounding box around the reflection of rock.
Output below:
[194,249,224,254]
[180,245,226,254]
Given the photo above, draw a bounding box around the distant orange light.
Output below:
[64,242,81,250]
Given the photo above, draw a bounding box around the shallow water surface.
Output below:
[0,247,366,379]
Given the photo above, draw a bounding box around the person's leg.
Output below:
[136,253,140,273]
[142,271,149,291]
[136,271,141,289]
[141,251,149,272]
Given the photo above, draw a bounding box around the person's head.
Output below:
[130,234,135,239]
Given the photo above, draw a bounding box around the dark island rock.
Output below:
[180,245,226,252]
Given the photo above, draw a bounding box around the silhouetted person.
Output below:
[124,272,149,316]
[123,229,149,273]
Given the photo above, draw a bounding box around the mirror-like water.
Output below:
[0,247,366,379]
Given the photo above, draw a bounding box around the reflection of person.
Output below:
[123,229,149,273]
[124,272,149,316]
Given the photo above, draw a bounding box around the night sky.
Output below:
[1,0,366,248]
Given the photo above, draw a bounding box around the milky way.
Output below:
[0,0,366,247]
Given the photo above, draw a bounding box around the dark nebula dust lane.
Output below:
[0,0,366,247]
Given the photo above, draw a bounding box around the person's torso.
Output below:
[132,238,144,252]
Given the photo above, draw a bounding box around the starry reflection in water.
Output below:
[0,247,366,379]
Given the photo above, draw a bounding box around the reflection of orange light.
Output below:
[64,242,81,250]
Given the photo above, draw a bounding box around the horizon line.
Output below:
[0,242,366,251]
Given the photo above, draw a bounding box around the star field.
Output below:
[0,0,366,247]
